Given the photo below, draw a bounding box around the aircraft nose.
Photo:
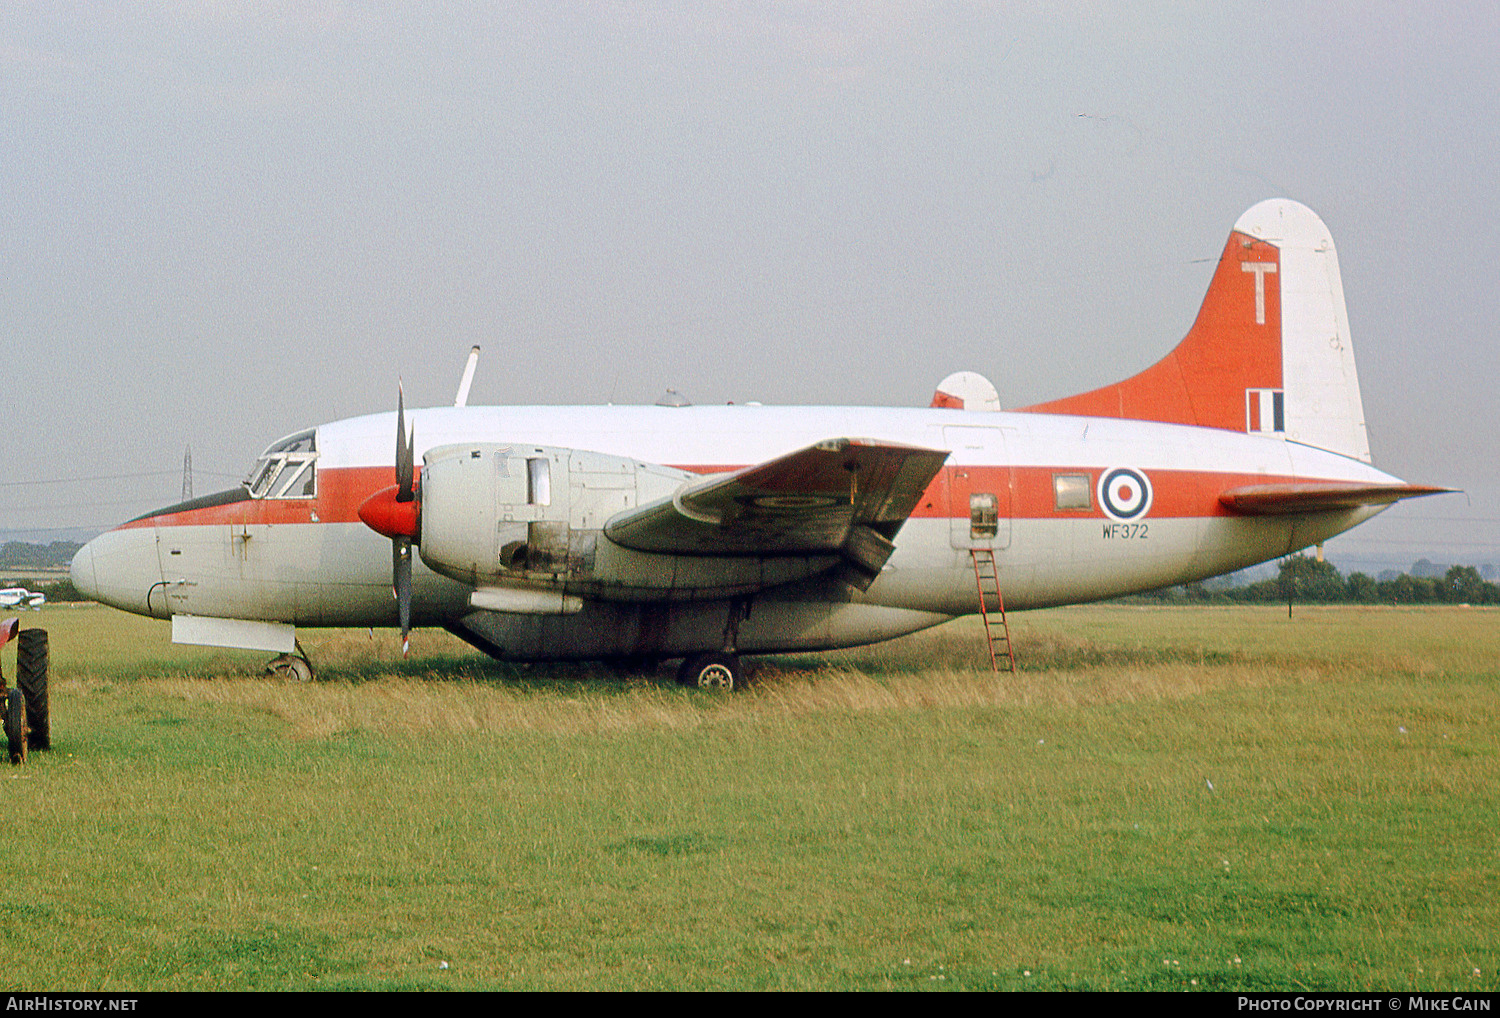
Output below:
[70,541,98,602]
[70,528,165,616]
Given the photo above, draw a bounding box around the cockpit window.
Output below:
[244,428,318,499]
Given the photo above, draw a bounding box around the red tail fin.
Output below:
[1018,200,1369,463]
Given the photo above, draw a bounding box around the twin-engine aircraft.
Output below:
[71,200,1446,687]
[0,588,46,610]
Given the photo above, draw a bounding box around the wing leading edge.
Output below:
[603,438,949,582]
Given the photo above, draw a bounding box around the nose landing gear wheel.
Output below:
[676,652,744,691]
[267,654,313,683]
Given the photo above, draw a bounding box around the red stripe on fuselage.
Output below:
[117,466,397,530]
[119,464,1338,532]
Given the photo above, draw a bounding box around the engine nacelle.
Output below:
[419,444,634,585]
[417,443,839,603]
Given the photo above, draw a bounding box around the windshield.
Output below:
[243,428,318,499]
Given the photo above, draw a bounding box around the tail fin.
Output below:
[1018,200,1370,463]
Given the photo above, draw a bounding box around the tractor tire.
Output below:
[17,628,49,751]
[4,689,26,766]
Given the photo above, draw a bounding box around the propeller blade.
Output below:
[394,535,412,657]
[396,384,415,503]
[384,382,417,658]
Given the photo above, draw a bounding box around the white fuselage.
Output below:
[70,403,1399,661]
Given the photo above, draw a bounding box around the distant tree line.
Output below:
[1135,555,1500,606]
[0,541,83,570]
[1,541,85,602]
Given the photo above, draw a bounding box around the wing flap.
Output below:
[1219,482,1453,516]
[604,438,949,571]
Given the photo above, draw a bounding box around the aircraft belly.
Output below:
[450,599,951,660]
[737,602,952,654]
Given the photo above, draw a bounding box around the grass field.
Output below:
[2,604,1496,991]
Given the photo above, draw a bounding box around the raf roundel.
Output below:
[1098,467,1153,521]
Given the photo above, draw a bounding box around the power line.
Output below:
[0,497,175,514]
[0,469,242,488]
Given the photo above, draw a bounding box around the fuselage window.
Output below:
[1053,473,1092,511]
[269,460,315,498]
[969,492,999,538]
[244,429,318,500]
[528,458,551,506]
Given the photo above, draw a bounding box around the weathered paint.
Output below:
[70,200,1440,662]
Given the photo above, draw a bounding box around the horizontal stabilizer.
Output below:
[930,371,1000,411]
[1219,482,1453,516]
[604,438,949,567]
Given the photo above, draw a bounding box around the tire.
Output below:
[4,689,26,766]
[676,652,744,691]
[17,628,49,751]
[267,654,313,682]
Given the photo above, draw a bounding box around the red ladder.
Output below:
[970,548,1016,673]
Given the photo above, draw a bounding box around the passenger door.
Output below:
[942,426,1012,551]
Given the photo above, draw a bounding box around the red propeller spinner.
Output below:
[358,384,418,656]
[357,484,418,540]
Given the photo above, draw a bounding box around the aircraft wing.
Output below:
[1219,482,1453,516]
[603,438,949,579]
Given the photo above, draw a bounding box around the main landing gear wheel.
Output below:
[267,653,313,683]
[3,689,26,766]
[676,652,745,691]
[17,628,49,751]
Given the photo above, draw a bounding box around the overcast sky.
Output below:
[2,2,1495,570]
